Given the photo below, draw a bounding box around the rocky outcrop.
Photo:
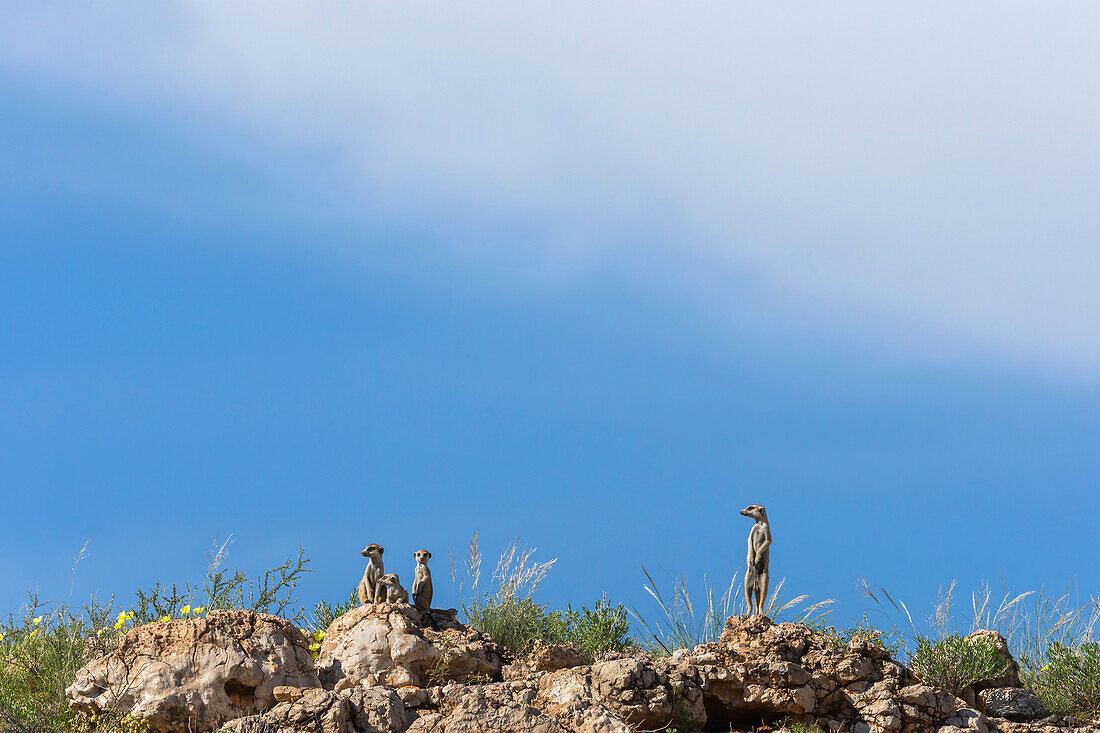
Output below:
[66,610,320,733]
[71,609,1096,733]
[316,604,505,690]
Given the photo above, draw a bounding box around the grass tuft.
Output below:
[455,533,631,661]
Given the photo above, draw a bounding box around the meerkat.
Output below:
[357,543,385,605]
[411,549,433,612]
[739,504,771,617]
[379,573,410,604]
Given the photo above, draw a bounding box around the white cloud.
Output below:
[3,1,1099,376]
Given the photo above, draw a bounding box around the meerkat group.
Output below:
[357,543,433,612]
[357,509,767,619]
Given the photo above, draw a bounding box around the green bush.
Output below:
[464,594,570,656]
[0,595,127,733]
[463,593,631,661]
[455,534,631,661]
[569,597,631,661]
[910,633,1011,695]
[1026,641,1100,717]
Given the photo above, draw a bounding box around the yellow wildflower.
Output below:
[193,606,206,614]
[180,605,191,615]
[313,629,325,642]
[33,616,43,626]
[159,615,171,623]
[29,629,38,638]
[0,632,5,641]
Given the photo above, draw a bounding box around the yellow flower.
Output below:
[180,605,191,615]
[0,632,6,641]
[159,615,171,623]
[114,619,125,630]
[309,642,320,652]
[313,629,325,642]
[29,629,38,638]
[193,606,206,614]
[32,616,43,626]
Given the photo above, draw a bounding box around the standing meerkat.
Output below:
[411,549,433,612]
[379,573,409,604]
[358,543,385,605]
[740,504,771,617]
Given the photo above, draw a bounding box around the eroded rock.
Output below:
[408,682,567,733]
[317,604,504,690]
[223,687,407,733]
[978,686,1049,722]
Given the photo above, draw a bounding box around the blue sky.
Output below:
[1,3,1098,631]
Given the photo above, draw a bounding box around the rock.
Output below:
[408,682,567,733]
[966,630,1022,690]
[978,687,1049,722]
[66,609,320,733]
[224,687,408,733]
[396,686,428,708]
[317,604,504,690]
[535,657,705,732]
[503,642,588,681]
[719,614,814,663]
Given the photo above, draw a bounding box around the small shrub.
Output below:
[910,633,1011,694]
[813,615,904,657]
[568,597,631,661]
[0,595,126,733]
[454,534,631,661]
[465,594,571,656]
[1027,641,1100,717]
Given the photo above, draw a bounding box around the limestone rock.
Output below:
[978,687,1049,722]
[408,682,567,733]
[66,609,320,733]
[503,642,588,681]
[317,604,504,690]
[535,657,704,732]
[223,687,408,733]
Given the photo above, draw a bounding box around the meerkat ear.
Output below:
[379,547,384,555]
[426,551,432,559]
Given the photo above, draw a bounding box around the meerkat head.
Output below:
[414,549,432,564]
[739,504,767,521]
[361,543,384,560]
[379,573,399,586]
